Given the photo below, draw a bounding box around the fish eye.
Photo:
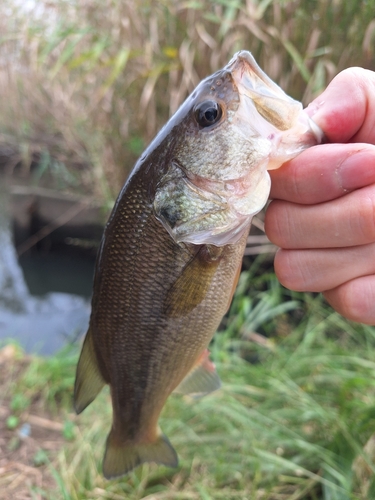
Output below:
[194,100,223,128]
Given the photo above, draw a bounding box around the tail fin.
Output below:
[74,328,105,414]
[102,430,178,479]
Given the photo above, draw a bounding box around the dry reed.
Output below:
[0,0,374,200]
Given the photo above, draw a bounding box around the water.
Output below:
[0,189,97,354]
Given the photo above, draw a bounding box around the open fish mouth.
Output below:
[229,51,303,130]
[226,50,325,166]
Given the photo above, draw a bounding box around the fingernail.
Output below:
[338,148,375,190]
[305,101,329,143]
[304,100,325,118]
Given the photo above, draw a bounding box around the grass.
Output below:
[2,261,375,499]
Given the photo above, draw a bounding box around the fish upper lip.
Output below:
[226,51,263,79]
[225,50,274,91]
[226,50,300,110]
[226,51,324,148]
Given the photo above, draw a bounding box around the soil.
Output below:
[0,346,67,500]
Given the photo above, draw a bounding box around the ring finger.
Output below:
[324,275,375,325]
[274,243,375,292]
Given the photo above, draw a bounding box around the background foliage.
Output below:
[4,271,375,499]
[1,0,375,199]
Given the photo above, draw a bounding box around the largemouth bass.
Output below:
[74,51,323,479]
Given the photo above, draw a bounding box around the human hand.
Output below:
[264,67,375,324]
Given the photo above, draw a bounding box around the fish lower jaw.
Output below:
[161,172,271,247]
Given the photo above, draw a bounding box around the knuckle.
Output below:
[265,201,294,247]
[274,249,309,291]
[356,192,375,242]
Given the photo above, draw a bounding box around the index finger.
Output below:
[269,67,375,204]
[305,67,375,144]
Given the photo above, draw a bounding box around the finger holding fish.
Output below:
[268,67,375,206]
[324,276,375,325]
[304,67,375,145]
[268,144,375,204]
[268,67,375,204]
[274,243,375,292]
[266,181,375,249]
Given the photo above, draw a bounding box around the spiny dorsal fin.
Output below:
[174,349,221,398]
[102,430,178,479]
[74,328,105,414]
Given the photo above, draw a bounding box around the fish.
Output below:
[74,51,323,479]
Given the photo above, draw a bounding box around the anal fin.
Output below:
[173,349,221,398]
[74,328,106,414]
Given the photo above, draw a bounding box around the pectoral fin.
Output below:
[174,349,221,397]
[74,328,106,414]
[164,245,222,318]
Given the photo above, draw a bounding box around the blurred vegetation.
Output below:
[3,261,375,499]
[0,0,374,202]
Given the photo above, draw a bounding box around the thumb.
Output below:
[305,67,375,144]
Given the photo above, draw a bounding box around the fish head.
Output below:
[153,51,323,246]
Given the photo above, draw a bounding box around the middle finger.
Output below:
[269,144,375,204]
[265,184,375,249]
